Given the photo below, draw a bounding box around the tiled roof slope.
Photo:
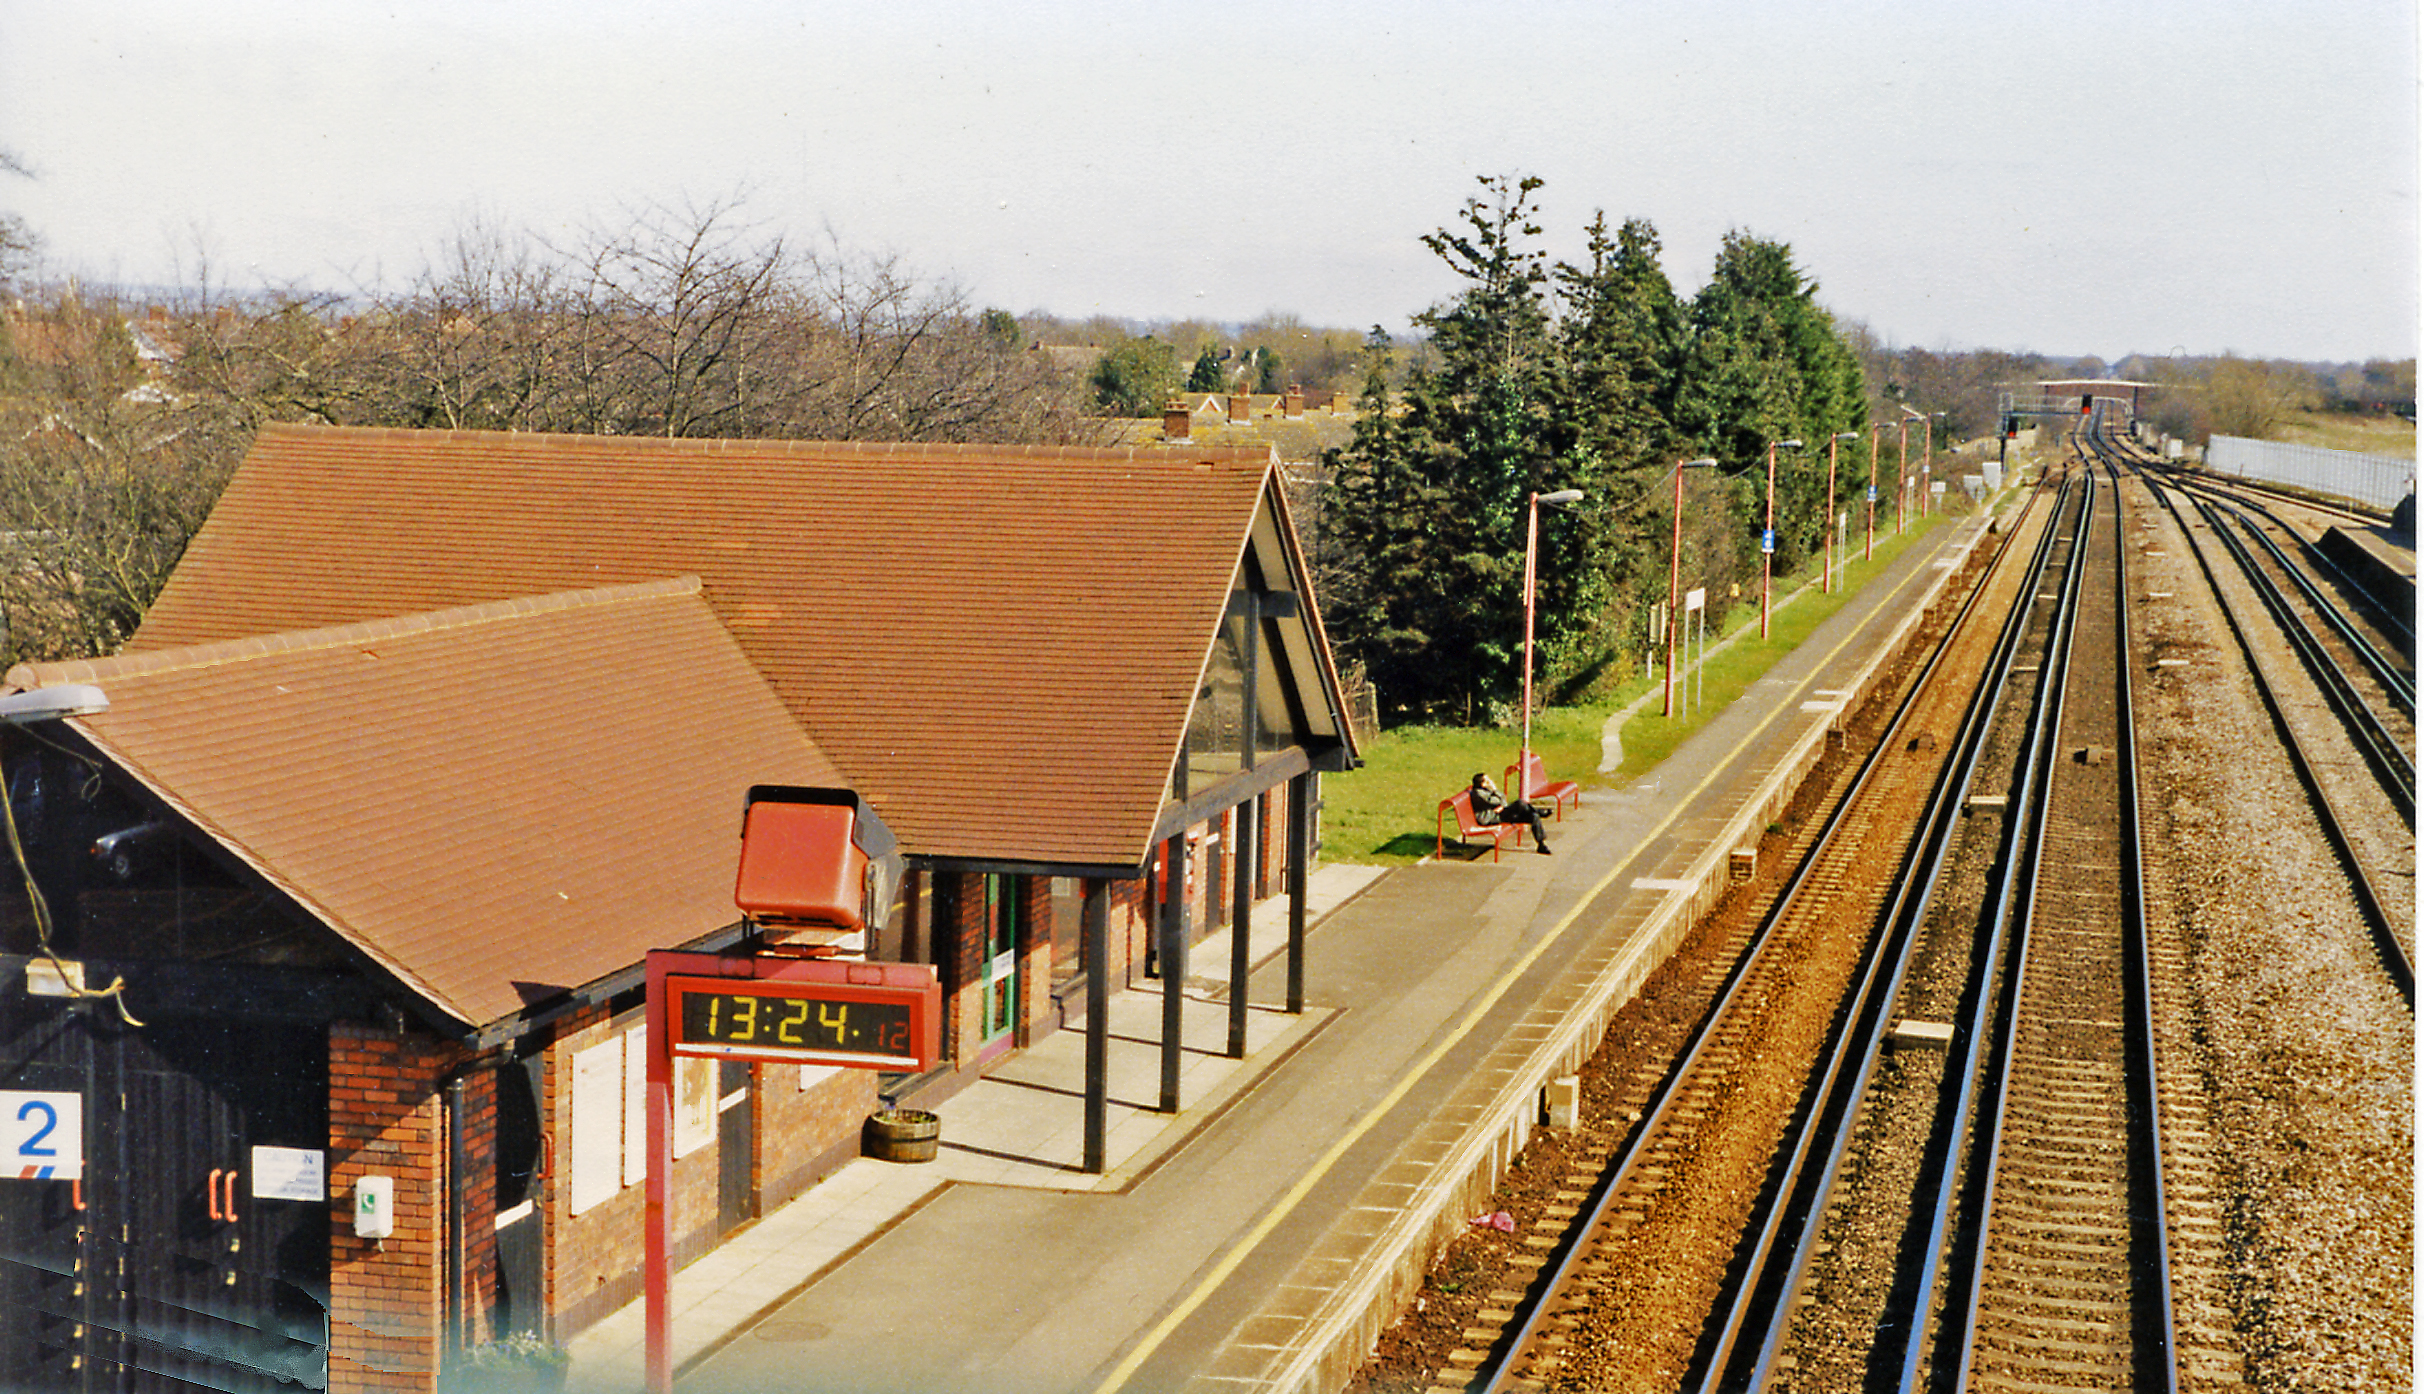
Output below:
[133,425,1301,870]
[14,578,846,1027]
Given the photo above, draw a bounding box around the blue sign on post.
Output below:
[1760,529,1775,555]
[1866,486,1878,501]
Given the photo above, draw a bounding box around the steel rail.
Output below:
[1893,472,2096,1392]
[2128,451,2415,1005]
[2119,439,2413,658]
[2171,472,2414,669]
[2123,430,2420,715]
[1701,476,2073,1393]
[2210,494,2416,712]
[1946,459,2178,1393]
[1466,483,2042,1394]
[2183,486,2415,819]
[2115,457,2185,1391]
[2101,422,2414,826]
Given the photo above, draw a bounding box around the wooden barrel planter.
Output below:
[863,1108,940,1163]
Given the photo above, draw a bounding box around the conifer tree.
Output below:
[1320,186,1874,727]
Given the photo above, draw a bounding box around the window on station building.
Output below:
[1179,550,1317,798]
[1186,613,1249,784]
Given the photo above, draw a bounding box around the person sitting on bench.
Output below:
[1469,772,1552,855]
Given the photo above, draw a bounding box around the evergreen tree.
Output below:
[1187,344,1225,392]
[1399,175,1561,713]
[1255,346,1286,394]
[1672,232,1862,575]
[1321,187,1874,729]
[1089,335,1178,416]
[1553,214,1682,465]
[1545,215,1688,671]
[1320,329,1453,704]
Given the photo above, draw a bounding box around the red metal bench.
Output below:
[1503,752,1582,819]
[1436,789,1528,861]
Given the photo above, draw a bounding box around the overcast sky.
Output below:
[1,0,2414,365]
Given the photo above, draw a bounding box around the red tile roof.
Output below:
[13,578,846,1027]
[133,425,1335,870]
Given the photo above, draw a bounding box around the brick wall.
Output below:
[454,1067,498,1336]
[546,1006,729,1338]
[758,1064,879,1212]
[1108,877,1150,983]
[327,1023,467,1394]
[1017,875,1052,1045]
[1257,787,1279,900]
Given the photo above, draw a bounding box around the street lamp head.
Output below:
[1536,489,1585,507]
[0,684,108,725]
[1773,439,1804,451]
[1835,432,1861,442]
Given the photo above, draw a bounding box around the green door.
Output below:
[979,877,1020,1050]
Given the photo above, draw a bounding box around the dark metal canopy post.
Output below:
[1159,832,1188,1113]
[1082,879,1109,1173]
[1228,800,1254,1058]
[1286,771,1311,1014]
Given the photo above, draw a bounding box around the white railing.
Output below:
[2205,434,2415,513]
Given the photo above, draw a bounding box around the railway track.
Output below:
[2085,424,2415,999]
[1737,464,2193,1393]
[1365,434,2413,1394]
[1441,476,2063,1392]
[1939,459,2175,1390]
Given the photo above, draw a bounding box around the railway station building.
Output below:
[0,424,1359,1392]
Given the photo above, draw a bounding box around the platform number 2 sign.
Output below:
[1,1090,82,1180]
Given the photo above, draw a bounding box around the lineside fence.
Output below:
[2206,434,2415,512]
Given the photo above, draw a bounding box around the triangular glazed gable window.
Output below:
[1182,544,1317,789]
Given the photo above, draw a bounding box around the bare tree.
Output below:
[2202,354,2322,440]
[380,215,566,432]
[1,145,41,291]
[0,290,236,661]
[556,193,791,437]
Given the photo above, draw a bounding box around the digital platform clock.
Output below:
[662,964,939,1072]
[680,987,911,1060]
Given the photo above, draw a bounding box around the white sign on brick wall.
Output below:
[250,1146,325,1202]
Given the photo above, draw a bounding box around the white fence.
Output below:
[2205,434,2415,512]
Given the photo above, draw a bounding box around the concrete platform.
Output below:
[567,510,2002,1394]
[2318,523,2417,620]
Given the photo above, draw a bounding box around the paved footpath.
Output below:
[572,509,2002,1394]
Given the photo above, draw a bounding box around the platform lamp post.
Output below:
[1760,438,1801,639]
[1868,422,1888,561]
[1919,410,1945,515]
[1825,431,1858,592]
[1521,488,1585,799]
[1664,460,1718,718]
[1894,413,1911,534]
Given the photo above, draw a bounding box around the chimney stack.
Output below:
[1162,400,1192,440]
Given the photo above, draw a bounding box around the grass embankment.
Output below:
[1320,511,1959,865]
[2277,410,2415,459]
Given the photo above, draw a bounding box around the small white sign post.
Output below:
[1682,588,1707,715]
